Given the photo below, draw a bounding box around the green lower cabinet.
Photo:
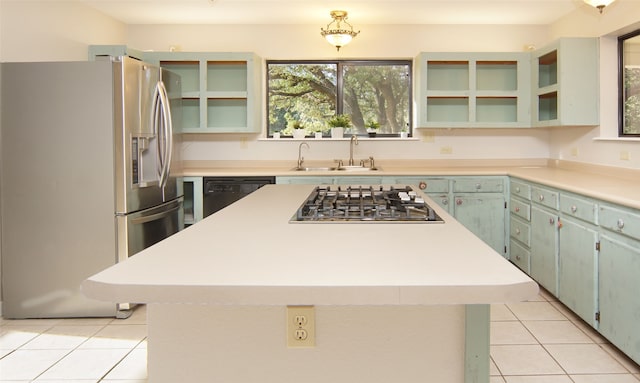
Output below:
[509,239,530,273]
[558,217,598,327]
[598,233,640,365]
[427,193,451,214]
[530,206,559,295]
[453,193,506,256]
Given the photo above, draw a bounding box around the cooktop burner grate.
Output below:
[290,185,444,223]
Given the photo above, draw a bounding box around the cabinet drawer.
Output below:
[599,205,640,241]
[510,239,530,273]
[510,198,531,221]
[453,178,504,193]
[510,180,531,200]
[560,194,597,224]
[510,217,531,247]
[531,186,559,210]
[395,177,449,193]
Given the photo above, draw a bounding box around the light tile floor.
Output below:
[0,290,639,382]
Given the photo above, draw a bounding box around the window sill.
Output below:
[259,137,419,141]
[593,137,640,142]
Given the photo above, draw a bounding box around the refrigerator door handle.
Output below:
[130,202,181,225]
[152,81,173,190]
[159,80,173,186]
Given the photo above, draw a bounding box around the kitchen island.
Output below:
[83,184,538,383]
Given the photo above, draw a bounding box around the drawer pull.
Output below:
[617,219,625,229]
[516,255,522,261]
[442,199,449,205]
[475,183,481,190]
[456,199,463,206]
[571,205,577,213]
[418,181,427,190]
[539,195,545,202]
[549,217,555,225]
[515,206,520,213]
[516,228,521,235]
[515,187,521,193]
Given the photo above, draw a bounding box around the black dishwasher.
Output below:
[203,176,276,218]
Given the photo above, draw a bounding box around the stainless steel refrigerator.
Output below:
[1,57,184,318]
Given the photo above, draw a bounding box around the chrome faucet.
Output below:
[297,142,309,169]
[348,135,358,166]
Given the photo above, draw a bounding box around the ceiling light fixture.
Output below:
[584,0,616,13]
[320,10,360,51]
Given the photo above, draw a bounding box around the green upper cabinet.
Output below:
[415,52,531,128]
[144,52,262,133]
[531,38,599,127]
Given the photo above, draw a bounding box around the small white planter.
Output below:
[272,132,280,139]
[293,129,306,139]
[330,127,344,139]
[400,131,408,139]
[315,132,323,139]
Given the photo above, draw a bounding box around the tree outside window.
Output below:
[267,60,412,137]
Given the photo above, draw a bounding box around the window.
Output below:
[267,60,412,137]
[619,29,640,136]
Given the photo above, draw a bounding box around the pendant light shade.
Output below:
[320,10,360,51]
[583,0,616,13]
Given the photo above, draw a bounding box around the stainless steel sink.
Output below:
[291,167,337,172]
[335,166,381,172]
[290,166,381,172]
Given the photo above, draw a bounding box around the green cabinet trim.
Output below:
[415,52,531,128]
[144,52,262,134]
[531,38,599,127]
[415,38,599,129]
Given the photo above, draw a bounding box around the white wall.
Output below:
[0,1,126,62]
[547,1,640,169]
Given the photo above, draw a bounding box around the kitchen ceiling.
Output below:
[67,0,597,25]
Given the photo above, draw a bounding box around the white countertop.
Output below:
[182,159,640,210]
[83,184,538,306]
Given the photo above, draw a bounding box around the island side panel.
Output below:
[147,304,467,383]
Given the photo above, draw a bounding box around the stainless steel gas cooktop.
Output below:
[291,185,444,223]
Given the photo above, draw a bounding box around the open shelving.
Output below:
[416,53,530,128]
[144,52,261,133]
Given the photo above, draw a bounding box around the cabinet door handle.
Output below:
[516,255,522,261]
[571,205,578,213]
[515,228,521,235]
[442,198,449,205]
[456,199,463,206]
[515,187,521,193]
[515,207,520,213]
[418,181,427,190]
[617,219,625,229]
[539,194,545,202]
[549,217,555,225]
[475,183,481,190]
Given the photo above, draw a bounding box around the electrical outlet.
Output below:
[287,305,315,347]
[422,130,435,143]
[440,146,453,154]
[620,150,630,160]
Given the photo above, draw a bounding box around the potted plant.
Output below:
[400,126,409,139]
[289,120,306,139]
[366,120,380,137]
[313,126,325,139]
[327,114,351,138]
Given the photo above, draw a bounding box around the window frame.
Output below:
[266,59,413,138]
[618,28,640,137]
